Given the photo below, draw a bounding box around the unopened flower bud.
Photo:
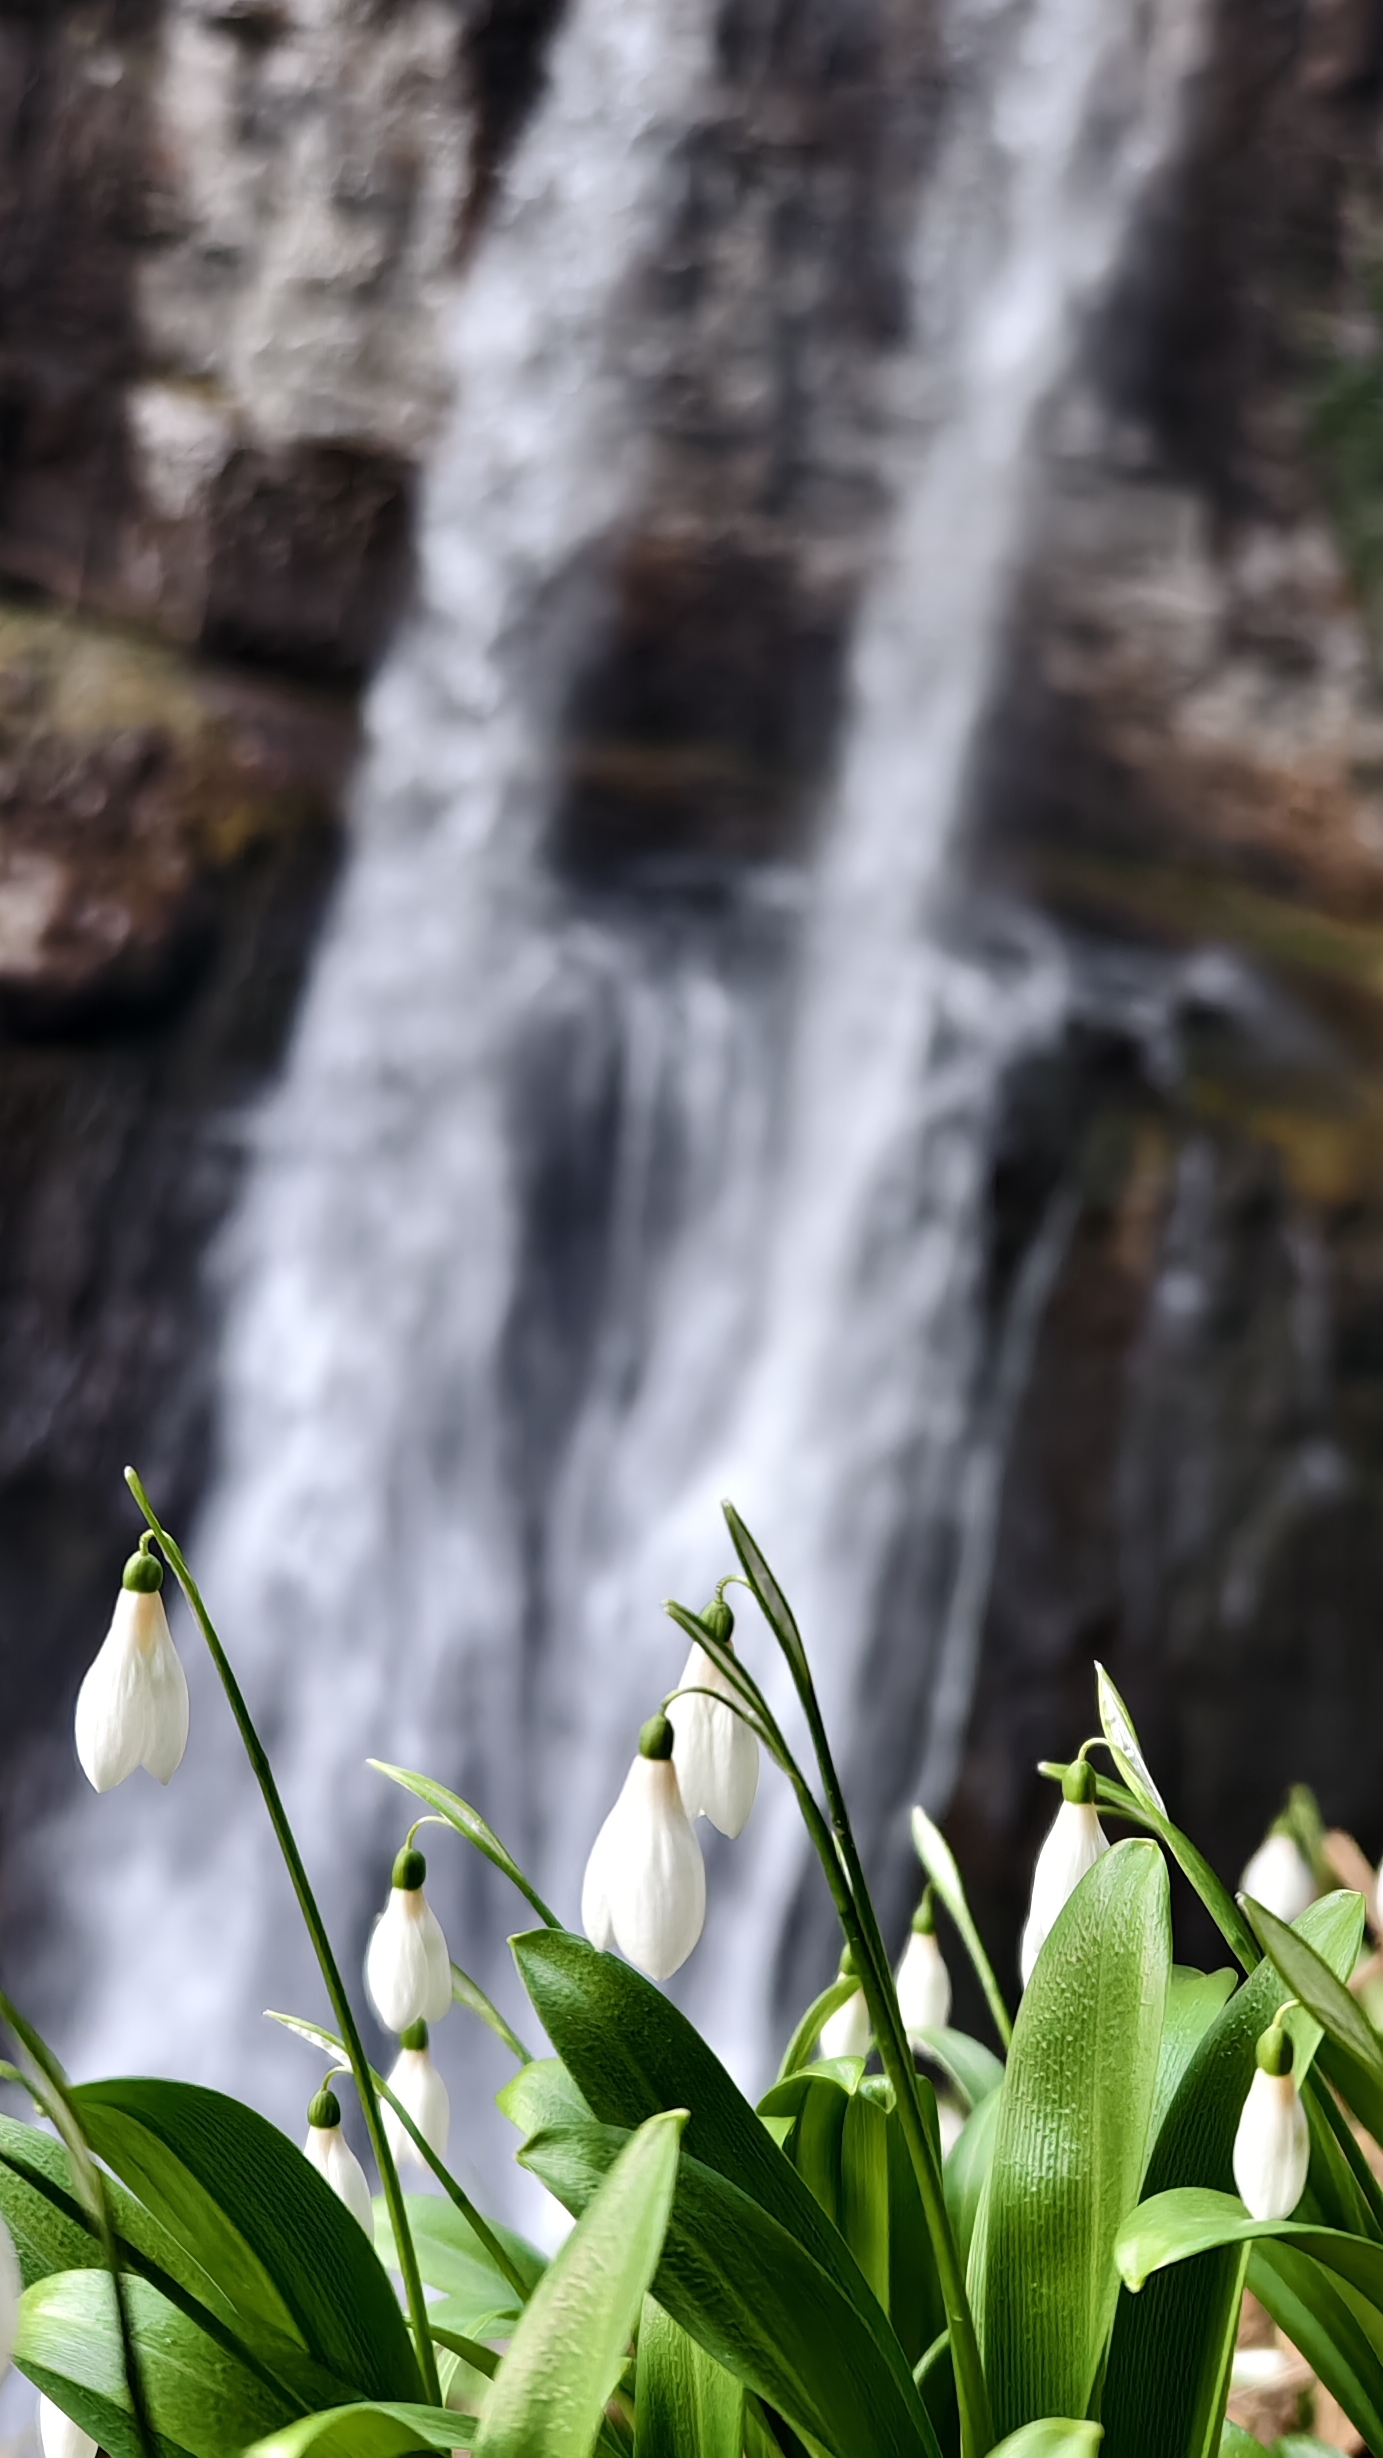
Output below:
[581,1721,706,1980]
[303,2087,373,2239]
[364,1846,451,2033]
[38,2399,97,2458]
[1232,2024,1309,2222]
[1020,1759,1109,1987]
[383,2024,450,2170]
[1241,1829,1316,1924]
[668,1602,758,1840]
[74,1543,189,1794]
[819,1946,871,2061]
[897,1891,952,2045]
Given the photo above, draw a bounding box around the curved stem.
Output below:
[125,1469,442,2409]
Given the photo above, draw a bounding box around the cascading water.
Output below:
[53,0,1205,2196]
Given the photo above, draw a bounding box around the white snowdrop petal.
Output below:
[819,1988,871,2062]
[1020,1798,1109,1986]
[581,1804,619,1951]
[1232,2068,1310,2222]
[606,1758,706,1981]
[74,1590,187,1792]
[669,1645,759,1837]
[1241,1833,1315,1925]
[0,2213,17,2377]
[38,2396,98,2458]
[419,1899,454,2025]
[896,1930,952,2044]
[366,1891,444,2035]
[305,2125,375,2241]
[383,2047,450,2169]
[139,1606,190,1784]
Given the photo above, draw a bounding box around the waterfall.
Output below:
[53,0,1205,2196]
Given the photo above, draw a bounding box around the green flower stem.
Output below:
[124,1468,442,2410]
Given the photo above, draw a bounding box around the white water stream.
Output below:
[55,0,1204,2191]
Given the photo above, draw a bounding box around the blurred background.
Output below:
[2,0,1383,2213]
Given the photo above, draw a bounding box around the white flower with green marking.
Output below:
[1020,1758,1109,1986]
[383,2025,450,2169]
[303,2086,374,2239]
[582,1714,706,1980]
[1233,2021,1309,2222]
[74,1545,188,1792]
[897,1892,952,2045]
[365,1846,452,2033]
[667,1599,759,1839]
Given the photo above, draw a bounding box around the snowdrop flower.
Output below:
[383,2023,450,2171]
[668,1598,759,1838]
[1233,2021,1310,2222]
[819,1951,872,2061]
[582,1714,706,1981]
[0,2211,16,2378]
[897,1890,952,2047]
[1020,1757,1109,1987]
[74,1543,189,1793]
[303,2086,374,2240]
[38,2398,97,2458]
[365,1846,452,2033]
[1241,1829,1316,1925]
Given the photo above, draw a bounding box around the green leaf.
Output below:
[1217,2431,1262,2457]
[635,2296,743,2458]
[511,1926,924,2418]
[474,2109,684,2458]
[945,2087,1002,2276]
[1152,1970,1239,2148]
[758,2066,945,2363]
[991,2427,1104,2457]
[519,2119,942,2458]
[976,1839,1171,2438]
[1043,1766,1257,1972]
[1115,2184,1383,2302]
[1240,1893,1383,2145]
[16,2267,297,2458]
[910,1808,1013,2051]
[1094,1663,1166,1816]
[722,1501,811,1691]
[1100,1889,1364,2458]
[912,2029,1005,2114]
[244,2406,471,2457]
[1250,2240,1383,2456]
[369,1760,561,1930]
[72,2078,421,2403]
[497,2058,594,2139]
[372,2197,545,2339]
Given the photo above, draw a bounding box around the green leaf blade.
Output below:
[634,2296,743,2458]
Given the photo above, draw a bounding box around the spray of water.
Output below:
[51,0,1205,2192]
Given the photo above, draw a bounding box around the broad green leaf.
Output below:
[16,2267,296,2458]
[1241,1893,1383,2145]
[519,2118,942,2458]
[244,2406,471,2457]
[373,2196,545,2338]
[1095,1663,1166,1816]
[912,2028,1005,2113]
[635,2295,743,2458]
[911,1807,1013,2050]
[1100,1889,1363,2458]
[1250,2240,1383,2456]
[73,2078,421,2403]
[1116,2184,1383,2302]
[369,1760,560,1929]
[1217,2432,1261,2458]
[976,1840,1170,2437]
[497,2058,594,2139]
[758,2066,944,2364]
[991,2427,1103,2457]
[512,1927,925,2419]
[474,2108,684,2458]
[1151,1970,1238,2148]
[945,2085,1002,2274]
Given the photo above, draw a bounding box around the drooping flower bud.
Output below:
[1240,1828,1316,1924]
[383,2023,450,2170]
[1019,1758,1109,1987]
[1232,2022,1309,2222]
[38,2396,98,2458]
[303,2086,374,2240]
[364,1846,452,2034]
[819,1946,872,2061]
[0,2212,17,2379]
[668,1599,759,1839]
[581,1714,706,1981]
[74,1545,189,1793]
[896,1889,952,2046]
